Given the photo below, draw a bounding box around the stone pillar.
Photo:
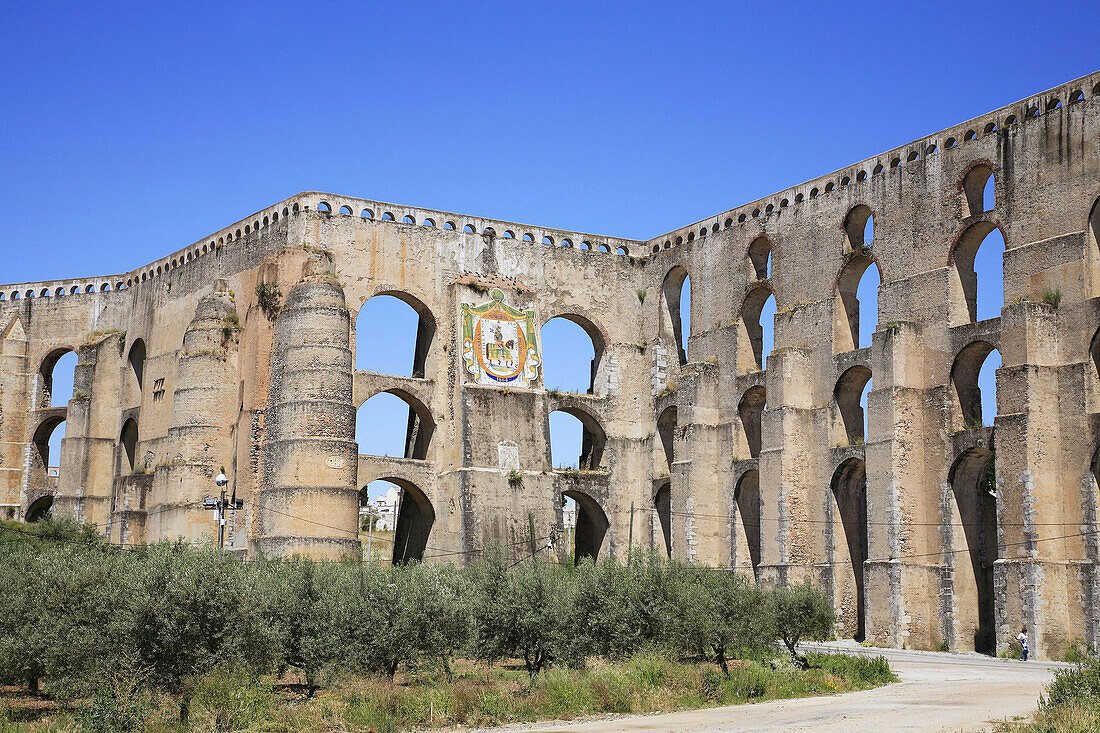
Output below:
[673,361,724,563]
[863,320,940,649]
[758,345,817,585]
[256,260,359,559]
[53,338,119,529]
[994,300,1074,659]
[0,316,29,518]
[147,283,240,546]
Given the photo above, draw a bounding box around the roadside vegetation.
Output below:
[994,657,1100,733]
[0,518,895,732]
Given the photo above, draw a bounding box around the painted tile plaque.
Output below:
[461,288,541,388]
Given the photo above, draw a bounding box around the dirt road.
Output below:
[485,643,1068,733]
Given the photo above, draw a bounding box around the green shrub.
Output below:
[255,281,282,320]
[188,668,282,732]
[1042,657,1100,710]
[0,538,125,697]
[76,666,151,733]
[807,652,895,685]
[771,581,837,663]
[0,518,890,721]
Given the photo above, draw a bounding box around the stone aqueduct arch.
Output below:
[1,73,1099,659]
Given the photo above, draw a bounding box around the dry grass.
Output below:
[0,653,894,733]
[993,701,1100,733]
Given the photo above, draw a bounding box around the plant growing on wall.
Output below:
[255,282,282,321]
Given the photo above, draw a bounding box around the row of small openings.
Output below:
[654,83,1099,253]
[0,281,131,300]
[0,201,307,302]
[317,201,632,256]
[140,203,305,286]
[1,201,307,301]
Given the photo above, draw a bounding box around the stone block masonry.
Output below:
[1,72,1099,660]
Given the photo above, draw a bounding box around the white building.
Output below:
[360,484,401,531]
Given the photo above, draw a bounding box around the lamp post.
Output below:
[203,469,243,549]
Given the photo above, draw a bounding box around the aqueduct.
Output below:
[2,72,1100,659]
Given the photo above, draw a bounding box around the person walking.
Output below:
[1016,627,1029,661]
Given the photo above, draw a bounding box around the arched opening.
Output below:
[119,418,138,473]
[338,205,352,215]
[25,495,53,522]
[548,408,605,470]
[844,206,874,251]
[835,366,873,445]
[1091,197,1100,253]
[356,391,434,461]
[661,268,690,365]
[32,417,65,489]
[952,342,1000,429]
[748,236,772,279]
[40,349,77,408]
[733,470,761,577]
[1089,198,1100,295]
[562,489,609,564]
[653,482,671,558]
[657,405,677,471]
[834,254,880,352]
[1091,327,1100,381]
[951,222,1006,324]
[317,201,331,213]
[948,447,998,654]
[391,479,435,564]
[738,386,766,458]
[355,293,435,378]
[359,479,402,560]
[963,165,995,216]
[740,286,776,370]
[830,458,868,641]
[540,315,604,395]
[128,339,146,391]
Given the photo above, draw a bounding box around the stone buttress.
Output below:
[255,258,358,558]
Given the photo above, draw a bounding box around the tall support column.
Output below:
[147,283,240,546]
[0,316,29,518]
[863,321,941,649]
[256,259,359,559]
[758,346,817,586]
[995,301,1075,659]
[673,361,723,563]
[53,338,120,530]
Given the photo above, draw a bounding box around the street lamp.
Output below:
[204,468,243,549]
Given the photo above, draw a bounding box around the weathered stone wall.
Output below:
[1,72,1098,660]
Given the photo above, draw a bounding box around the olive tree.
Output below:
[771,581,836,664]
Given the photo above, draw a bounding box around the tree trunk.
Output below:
[714,644,729,677]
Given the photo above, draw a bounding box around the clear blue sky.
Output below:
[15,1,1095,498]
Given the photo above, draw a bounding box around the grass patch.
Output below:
[993,657,1100,732]
[0,653,894,732]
